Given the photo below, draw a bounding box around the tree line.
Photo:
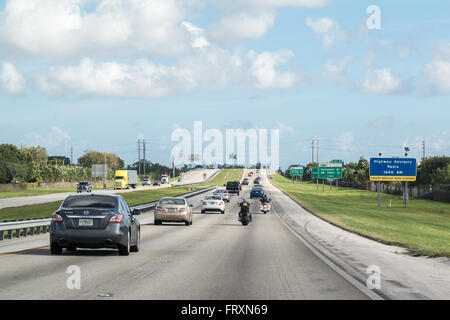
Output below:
[280,156,450,187]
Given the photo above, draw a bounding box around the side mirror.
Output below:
[189,204,194,208]
[132,209,141,216]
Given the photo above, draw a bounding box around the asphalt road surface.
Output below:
[0,170,368,300]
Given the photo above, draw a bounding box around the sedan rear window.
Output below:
[62,196,117,209]
[159,198,185,205]
[205,196,222,200]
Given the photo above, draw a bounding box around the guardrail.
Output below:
[0,185,217,241]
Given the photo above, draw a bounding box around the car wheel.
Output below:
[185,220,190,226]
[130,229,140,252]
[50,243,63,255]
[118,231,130,256]
[221,210,225,215]
[154,220,162,225]
[201,210,205,214]
[66,246,77,252]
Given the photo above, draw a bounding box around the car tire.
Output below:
[201,210,205,214]
[154,220,162,225]
[66,246,77,252]
[185,220,190,226]
[130,229,140,252]
[221,210,225,215]
[118,231,130,256]
[50,243,63,255]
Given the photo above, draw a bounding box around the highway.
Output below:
[0,169,369,300]
[0,169,219,210]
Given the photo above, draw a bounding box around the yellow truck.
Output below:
[113,170,138,190]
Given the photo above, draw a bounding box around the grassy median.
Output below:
[198,169,243,187]
[0,183,115,199]
[271,174,450,257]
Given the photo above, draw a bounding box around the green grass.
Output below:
[271,174,450,257]
[0,183,115,199]
[197,169,243,187]
[0,185,207,222]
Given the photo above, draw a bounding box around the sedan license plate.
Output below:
[168,208,176,213]
[79,219,93,227]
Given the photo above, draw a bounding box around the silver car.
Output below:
[213,189,230,202]
[154,197,194,226]
[201,195,226,214]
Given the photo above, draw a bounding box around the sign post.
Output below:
[290,167,303,184]
[370,158,417,208]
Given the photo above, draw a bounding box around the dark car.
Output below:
[50,194,141,256]
[250,186,264,198]
[226,181,240,195]
[77,181,92,193]
[254,177,261,185]
[153,180,161,186]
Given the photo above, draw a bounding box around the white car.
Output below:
[142,178,151,186]
[213,189,230,202]
[201,195,226,214]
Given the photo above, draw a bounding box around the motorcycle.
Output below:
[238,202,252,226]
[260,203,271,214]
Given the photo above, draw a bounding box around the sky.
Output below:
[0,0,449,170]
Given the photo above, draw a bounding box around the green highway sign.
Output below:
[312,168,319,179]
[319,166,343,179]
[331,160,343,164]
[290,167,304,176]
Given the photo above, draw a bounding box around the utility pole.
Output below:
[143,140,146,177]
[172,155,175,179]
[71,147,73,165]
[317,137,320,191]
[422,140,426,161]
[104,154,107,189]
[312,137,315,164]
[137,140,141,176]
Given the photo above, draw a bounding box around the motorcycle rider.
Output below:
[260,193,271,204]
[238,198,253,222]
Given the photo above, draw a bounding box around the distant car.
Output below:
[248,172,253,177]
[213,189,230,202]
[50,194,141,256]
[77,182,92,193]
[254,177,261,185]
[201,195,225,214]
[153,180,161,186]
[142,179,151,186]
[226,181,240,195]
[250,186,264,198]
[242,178,249,185]
[154,197,194,226]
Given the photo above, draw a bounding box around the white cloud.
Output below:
[182,21,210,48]
[36,46,299,97]
[319,56,353,82]
[208,12,276,45]
[334,131,356,152]
[25,127,71,149]
[0,0,192,59]
[361,68,406,94]
[0,62,25,95]
[423,43,450,94]
[306,17,346,48]
[248,50,297,90]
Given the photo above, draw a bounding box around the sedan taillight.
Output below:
[202,202,207,205]
[179,207,187,212]
[52,213,63,222]
[219,202,224,206]
[109,215,124,224]
[156,206,164,211]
